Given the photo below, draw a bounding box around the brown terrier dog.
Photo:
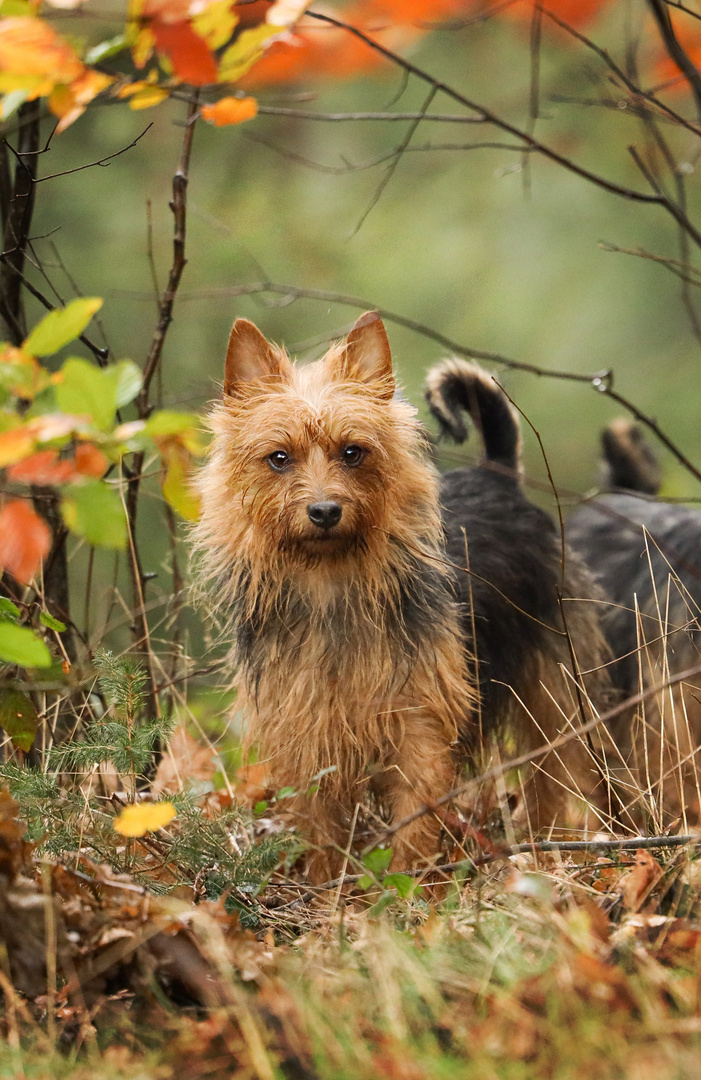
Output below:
[195,314,609,881]
[195,313,473,880]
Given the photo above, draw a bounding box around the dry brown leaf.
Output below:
[620,848,664,912]
[152,724,216,794]
[234,761,270,805]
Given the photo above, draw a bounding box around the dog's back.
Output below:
[568,420,701,825]
[426,360,611,829]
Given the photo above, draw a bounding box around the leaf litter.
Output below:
[1,738,701,1080]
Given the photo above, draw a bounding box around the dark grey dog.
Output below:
[567,419,701,826]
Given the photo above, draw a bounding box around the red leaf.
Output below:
[7,450,76,486]
[0,501,51,585]
[151,18,218,85]
[74,443,108,478]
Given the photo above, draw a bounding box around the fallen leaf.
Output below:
[620,848,664,912]
[152,726,215,795]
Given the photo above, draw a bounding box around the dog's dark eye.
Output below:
[267,450,292,472]
[341,444,366,468]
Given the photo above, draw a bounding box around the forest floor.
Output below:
[3,713,701,1080]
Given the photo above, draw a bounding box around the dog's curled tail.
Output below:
[424,358,521,472]
[601,418,661,495]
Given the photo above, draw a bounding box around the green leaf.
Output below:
[145,411,197,438]
[85,34,127,64]
[56,358,116,431]
[0,0,33,16]
[0,688,38,751]
[254,800,269,816]
[363,847,393,877]
[382,873,416,899]
[40,611,66,633]
[0,623,51,667]
[368,890,396,917]
[25,298,102,358]
[0,598,20,623]
[276,786,296,800]
[61,482,126,549]
[113,360,142,408]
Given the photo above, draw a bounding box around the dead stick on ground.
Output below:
[262,835,699,905]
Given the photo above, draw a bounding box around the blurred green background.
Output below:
[17,1,701,652]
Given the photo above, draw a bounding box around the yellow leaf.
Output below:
[193,0,238,50]
[114,801,176,837]
[128,85,169,109]
[161,441,201,521]
[218,24,277,83]
[0,427,34,467]
[0,72,47,96]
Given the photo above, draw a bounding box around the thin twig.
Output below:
[305,9,665,205]
[36,124,152,183]
[169,278,701,484]
[125,94,198,718]
[648,0,701,128]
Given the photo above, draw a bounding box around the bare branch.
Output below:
[648,0,701,127]
[351,84,437,234]
[0,100,41,343]
[542,5,701,138]
[256,107,486,123]
[137,102,198,414]
[305,9,665,206]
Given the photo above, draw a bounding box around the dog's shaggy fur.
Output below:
[427,359,611,829]
[194,318,610,880]
[568,420,701,826]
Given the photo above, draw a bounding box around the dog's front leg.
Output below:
[385,712,457,872]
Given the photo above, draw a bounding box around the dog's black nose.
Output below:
[307,501,342,530]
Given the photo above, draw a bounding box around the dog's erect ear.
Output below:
[343,311,394,400]
[224,319,285,395]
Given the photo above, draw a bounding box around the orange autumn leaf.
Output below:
[151,17,218,85]
[242,0,459,87]
[201,95,258,125]
[48,69,113,132]
[0,17,112,127]
[0,500,51,585]
[0,17,82,94]
[7,450,76,486]
[74,443,108,478]
[0,428,35,468]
